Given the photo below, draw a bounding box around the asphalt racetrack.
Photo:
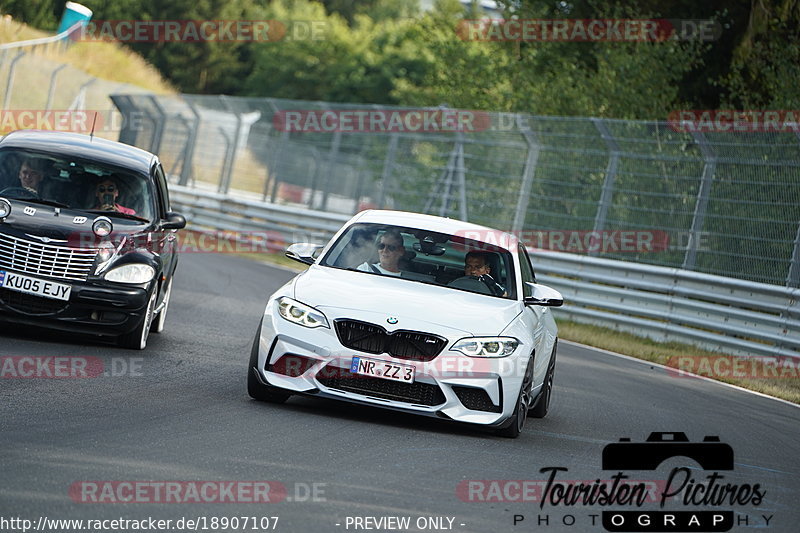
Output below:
[2,254,798,533]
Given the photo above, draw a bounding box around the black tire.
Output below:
[496,355,535,438]
[151,278,172,334]
[531,340,557,419]
[117,289,156,350]
[247,322,291,403]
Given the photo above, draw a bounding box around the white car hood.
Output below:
[292,265,522,337]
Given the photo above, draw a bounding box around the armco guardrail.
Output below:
[532,252,800,358]
[169,184,350,249]
[169,184,799,359]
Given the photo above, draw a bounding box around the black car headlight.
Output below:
[0,198,11,219]
[92,216,113,237]
[104,263,155,284]
[452,337,519,357]
[277,297,329,329]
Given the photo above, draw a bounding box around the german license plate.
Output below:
[0,270,71,301]
[350,356,415,384]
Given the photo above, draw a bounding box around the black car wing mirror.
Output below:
[162,212,186,230]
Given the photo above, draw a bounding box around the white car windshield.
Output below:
[320,223,516,299]
[0,149,154,222]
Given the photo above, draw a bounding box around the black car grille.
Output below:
[453,385,501,413]
[334,319,447,362]
[0,288,68,315]
[317,365,446,406]
[0,233,97,281]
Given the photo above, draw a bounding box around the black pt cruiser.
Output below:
[0,130,186,349]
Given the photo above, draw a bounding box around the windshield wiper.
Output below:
[85,210,150,223]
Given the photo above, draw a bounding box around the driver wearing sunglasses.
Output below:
[357,229,405,276]
[93,177,136,215]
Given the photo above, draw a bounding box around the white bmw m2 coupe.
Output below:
[247,210,562,437]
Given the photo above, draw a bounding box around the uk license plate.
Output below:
[350,356,415,384]
[0,270,71,301]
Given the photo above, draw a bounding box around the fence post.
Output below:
[217,96,243,194]
[267,129,290,203]
[147,95,166,155]
[590,118,621,256]
[45,64,68,111]
[168,115,191,175]
[307,150,322,208]
[683,131,716,270]
[318,129,342,211]
[352,168,367,214]
[377,133,399,208]
[511,115,540,232]
[2,51,25,109]
[789,132,800,287]
[455,134,468,222]
[217,126,232,189]
[179,99,201,186]
[263,99,288,202]
[423,141,458,216]
[788,222,800,288]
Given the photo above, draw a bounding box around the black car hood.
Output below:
[0,199,152,244]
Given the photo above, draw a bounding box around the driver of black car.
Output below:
[18,158,47,194]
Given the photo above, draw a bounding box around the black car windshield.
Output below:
[320,223,516,299]
[0,149,155,222]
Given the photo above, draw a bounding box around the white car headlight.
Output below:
[452,337,519,357]
[104,263,155,284]
[277,297,329,329]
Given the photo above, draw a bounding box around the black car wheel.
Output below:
[151,278,172,334]
[496,355,535,438]
[118,288,156,350]
[531,340,557,419]
[247,321,291,403]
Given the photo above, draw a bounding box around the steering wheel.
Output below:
[447,275,494,295]
[0,186,39,199]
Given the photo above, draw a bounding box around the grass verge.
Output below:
[556,319,800,404]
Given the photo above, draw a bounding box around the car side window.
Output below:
[517,245,536,297]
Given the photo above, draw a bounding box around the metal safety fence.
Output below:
[0,18,151,141]
[167,184,800,359]
[113,94,800,288]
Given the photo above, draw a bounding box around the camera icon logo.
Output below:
[602,432,734,471]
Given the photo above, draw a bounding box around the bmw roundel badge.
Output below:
[387,317,398,324]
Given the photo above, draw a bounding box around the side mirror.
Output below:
[161,212,186,230]
[523,283,563,307]
[286,243,323,266]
